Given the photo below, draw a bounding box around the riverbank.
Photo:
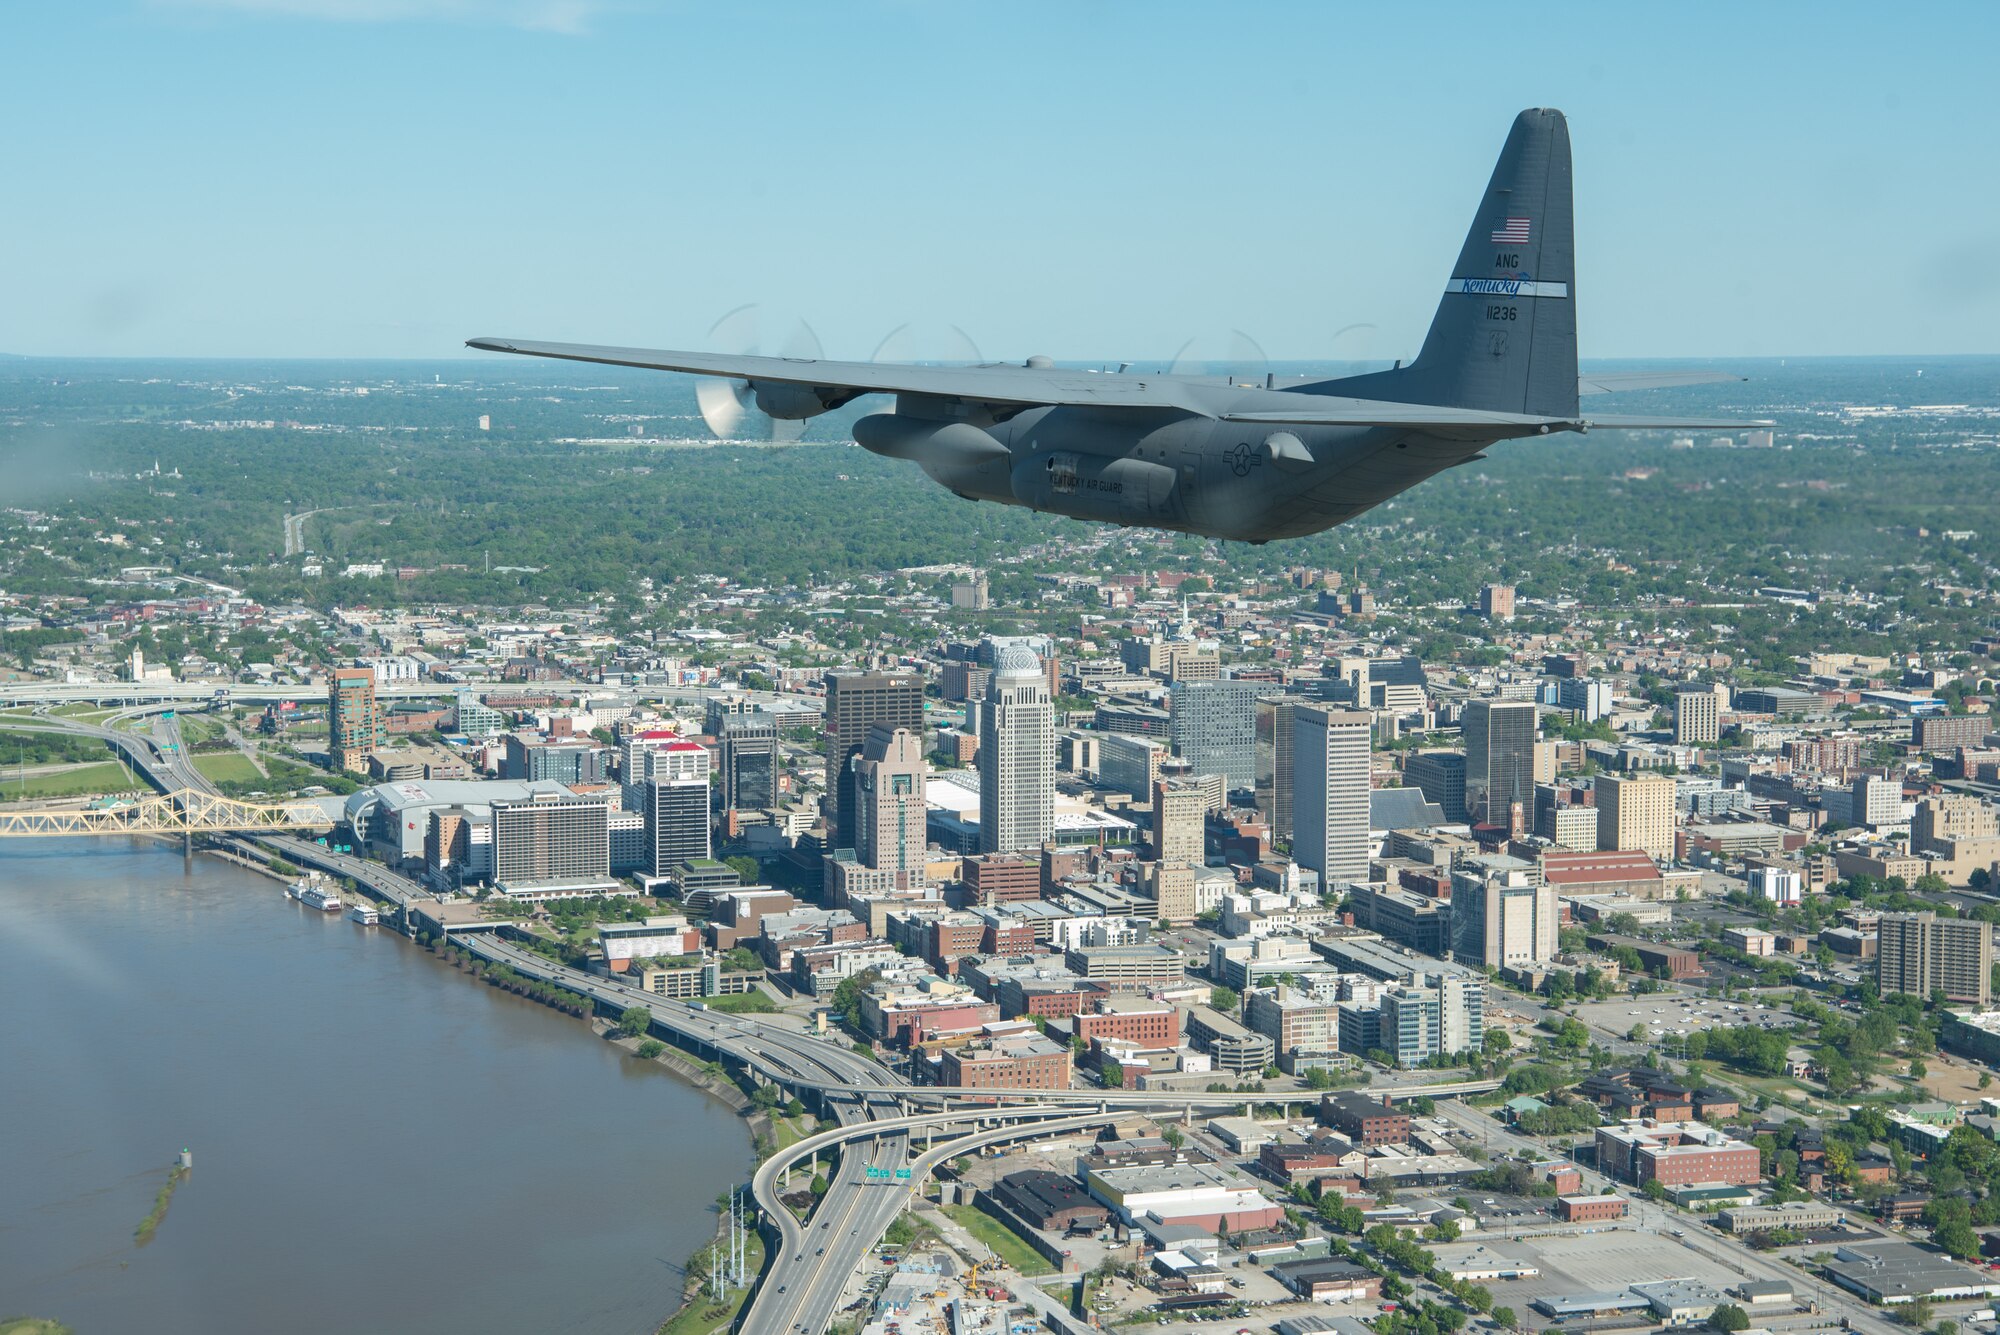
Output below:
[2,838,756,1335]
[220,840,781,1335]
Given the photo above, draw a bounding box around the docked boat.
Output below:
[288,874,343,912]
[348,904,379,926]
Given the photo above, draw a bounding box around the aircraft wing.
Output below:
[1220,403,1567,429]
[1581,413,1776,430]
[1578,370,1747,395]
[467,337,1216,413]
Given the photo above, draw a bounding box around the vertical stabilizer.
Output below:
[1327,109,1578,419]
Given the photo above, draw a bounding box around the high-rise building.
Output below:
[1404,750,1468,823]
[1451,864,1558,969]
[328,666,384,772]
[1150,863,1197,926]
[1254,695,1307,842]
[1152,777,1207,866]
[1246,986,1339,1056]
[1379,971,1484,1064]
[490,793,612,895]
[1169,680,1262,793]
[1555,677,1615,722]
[978,647,1054,854]
[1099,732,1168,800]
[854,724,928,886]
[1878,911,1992,1005]
[1852,774,1904,828]
[1463,700,1537,827]
[507,735,609,785]
[824,671,924,853]
[1478,583,1516,621]
[1595,773,1677,860]
[717,712,781,812]
[643,777,712,875]
[1293,707,1372,889]
[1675,685,1720,745]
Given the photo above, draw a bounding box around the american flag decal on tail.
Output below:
[1490,217,1530,245]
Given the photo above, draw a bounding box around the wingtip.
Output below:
[466,337,513,352]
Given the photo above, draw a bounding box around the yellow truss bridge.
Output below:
[0,789,334,837]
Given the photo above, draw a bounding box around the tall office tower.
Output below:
[490,793,611,893]
[977,634,1059,699]
[702,692,754,737]
[1169,680,1262,793]
[1451,866,1558,969]
[1878,911,1993,1005]
[1254,695,1306,842]
[824,671,924,854]
[1152,777,1207,867]
[855,724,929,886]
[1404,749,1469,823]
[1595,773,1677,860]
[1852,774,1904,828]
[717,712,781,812]
[328,666,384,772]
[1293,707,1373,889]
[978,646,1055,855]
[1100,732,1167,800]
[1462,699,1537,827]
[1478,583,1516,621]
[1675,684,1720,745]
[643,777,712,875]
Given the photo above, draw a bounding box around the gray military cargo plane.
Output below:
[470,108,1766,544]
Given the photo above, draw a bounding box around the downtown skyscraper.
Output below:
[1462,699,1537,828]
[978,646,1054,855]
[1292,706,1372,889]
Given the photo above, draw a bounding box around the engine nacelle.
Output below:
[750,380,834,421]
[851,414,1009,467]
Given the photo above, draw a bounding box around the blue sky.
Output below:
[2,1,1994,360]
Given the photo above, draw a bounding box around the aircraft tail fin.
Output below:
[1325,108,1578,421]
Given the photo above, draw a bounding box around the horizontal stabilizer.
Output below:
[1583,414,1776,430]
[1578,369,1748,395]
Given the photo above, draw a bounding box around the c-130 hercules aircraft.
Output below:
[471,109,1766,544]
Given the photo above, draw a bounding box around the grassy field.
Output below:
[657,1230,766,1335]
[940,1205,1053,1276]
[1,1319,74,1335]
[192,752,263,785]
[0,762,143,799]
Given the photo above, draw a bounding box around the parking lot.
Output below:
[1572,994,1793,1048]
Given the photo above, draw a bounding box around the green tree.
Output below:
[1491,1308,1518,1331]
[1210,985,1240,1013]
[831,968,881,1029]
[635,1038,666,1059]
[1483,1028,1512,1055]
[1707,1304,1750,1333]
[1162,1125,1186,1150]
[616,1004,651,1038]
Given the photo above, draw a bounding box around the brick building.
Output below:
[939,1032,1072,1090]
[1319,1091,1411,1146]
[1594,1119,1760,1188]
[1072,995,1180,1049]
[1558,1194,1627,1223]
